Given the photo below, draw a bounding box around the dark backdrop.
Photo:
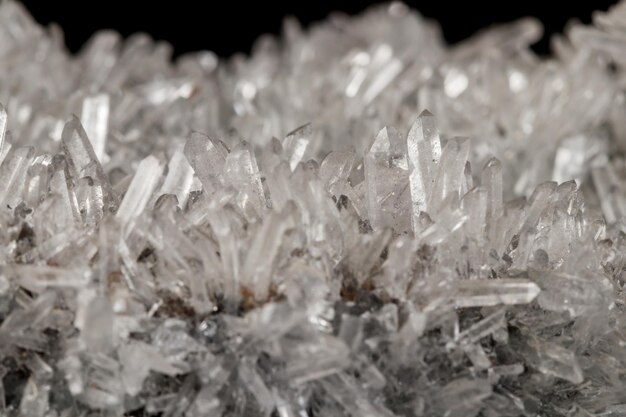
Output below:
[19,0,619,57]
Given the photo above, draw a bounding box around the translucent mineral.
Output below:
[1,1,626,416]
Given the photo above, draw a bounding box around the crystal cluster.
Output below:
[2,1,626,416]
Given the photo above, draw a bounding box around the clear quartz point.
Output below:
[0,146,34,209]
[81,94,110,162]
[427,279,541,310]
[116,154,163,227]
[481,157,503,237]
[523,337,584,384]
[428,137,470,214]
[183,131,228,193]
[407,109,441,231]
[283,123,312,171]
[224,140,266,217]
[159,150,194,209]
[454,308,506,346]
[365,126,411,231]
[61,115,116,219]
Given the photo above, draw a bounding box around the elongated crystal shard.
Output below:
[407,110,441,230]
[116,155,163,227]
[61,115,116,218]
[241,209,290,300]
[224,140,266,217]
[521,181,557,231]
[320,149,355,188]
[463,343,492,369]
[365,126,411,231]
[0,146,34,208]
[8,265,90,292]
[461,186,487,239]
[535,271,606,317]
[455,308,506,346]
[419,208,468,244]
[36,168,75,233]
[81,94,110,161]
[0,291,56,341]
[184,131,228,194]
[159,150,194,208]
[428,137,470,213]
[362,52,403,104]
[481,158,503,221]
[427,279,541,310]
[283,123,312,171]
[488,364,524,383]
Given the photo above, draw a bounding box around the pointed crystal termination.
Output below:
[428,137,470,213]
[224,140,266,218]
[523,337,584,384]
[427,279,541,310]
[183,131,228,194]
[283,123,312,171]
[61,115,117,217]
[407,109,441,232]
[365,126,411,232]
[81,94,110,162]
[159,150,194,209]
[116,155,163,228]
[43,167,76,233]
[0,146,34,209]
[319,149,367,216]
[419,208,469,245]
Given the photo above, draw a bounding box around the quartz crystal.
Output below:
[1,1,626,416]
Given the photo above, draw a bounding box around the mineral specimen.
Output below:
[0,0,626,416]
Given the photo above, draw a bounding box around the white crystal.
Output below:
[427,279,541,310]
[116,154,163,227]
[365,126,411,231]
[159,150,195,208]
[81,94,110,161]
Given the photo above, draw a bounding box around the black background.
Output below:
[19,0,619,57]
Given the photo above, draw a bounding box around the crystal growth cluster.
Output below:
[2,1,626,416]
